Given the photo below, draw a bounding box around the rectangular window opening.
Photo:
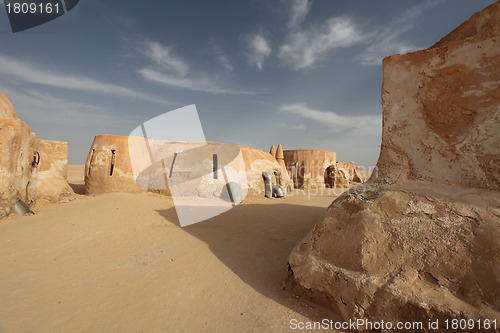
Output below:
[169,152,178,179]
[87,149,95,176]
[213,154,218,179]
[110,150,116,176]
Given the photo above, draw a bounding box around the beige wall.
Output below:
[85,135,292,196]
[372,5,500,190]
[0,93,74,218]
[39,139,68,179]
[283,149,336,189]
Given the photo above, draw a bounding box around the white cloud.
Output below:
[0,53,172,105]
[280,103,381,136]
[140,41,190,76]
[278,1,441,69]
[279,17,364,70]
[139,68,254,95]
[278,123,306,130]
[360,1,441,65]
[360,42,418,66]
[1,87,141,126]
[288,0,312,28]
[217,54,233,71]
[208,39,234,71]
[243,32,272,70]
[136,39,254,94]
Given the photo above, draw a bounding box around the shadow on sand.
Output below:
[69,183,85,195]
[155,200,339,322]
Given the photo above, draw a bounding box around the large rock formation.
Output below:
[288,3,500,331]
[0,92,74,219]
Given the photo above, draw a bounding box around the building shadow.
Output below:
[155,201,340,323]
[69,183,85,195]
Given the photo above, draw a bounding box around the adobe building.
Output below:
[39,139,68,179]
[282,149,337,189]
[85,134,293,197]
[0,91,74,219]
[325,161,364,188]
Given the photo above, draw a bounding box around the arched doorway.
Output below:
[324,165,335,188]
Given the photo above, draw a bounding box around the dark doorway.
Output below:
[324,165,335,188]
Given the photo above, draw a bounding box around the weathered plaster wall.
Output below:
[283,149,336,189]
[0,92,17,119]
[329,161,363,187]
[373,4,499,190]
[85,135,292,197]
[39,139,68,179]
[287,3,500,329]
[0,92,74,218]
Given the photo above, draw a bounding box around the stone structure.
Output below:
[269,145,276,158]
[39,139,68,179]
[85,134,293,197]
[282,149,336,189]
[0,92,74,219]
[288,3,500,330]
[269,144,293,191]
[325,161,363,188]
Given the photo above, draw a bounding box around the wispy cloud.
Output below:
[136,38,254,94]
[140,40,190,76]
[1,87,141,126]
[0,53,172,105]
[288,0,312,28]
[280,103,381,135]
[278,1,441,69]
[279,17,364,70]
[139,68,254,95]
[242,31,272,70]
[360,0,441,65]
[208,39,234,71]
[278,123,306,130]
[217,53,233,71]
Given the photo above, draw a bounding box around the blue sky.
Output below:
[0,0,495,166]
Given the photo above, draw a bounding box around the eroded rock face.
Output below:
[288,3,500,330]
[0,93,74,218]
[375,3,499,190]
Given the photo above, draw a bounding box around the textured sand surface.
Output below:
[0,165,345,332]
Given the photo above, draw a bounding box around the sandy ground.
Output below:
[0,165,348,332]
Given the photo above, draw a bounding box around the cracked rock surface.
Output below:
[287,3,499,331]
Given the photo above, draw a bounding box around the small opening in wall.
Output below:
[110,150,116,176]
[274,171,281,185]
[213,154,218,179]
[32,151,40,167]
[87,149,95,176]
[169,152,178,178]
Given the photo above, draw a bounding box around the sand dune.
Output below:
[0,165,345,332]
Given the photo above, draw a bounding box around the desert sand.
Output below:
[0,165,346,332]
